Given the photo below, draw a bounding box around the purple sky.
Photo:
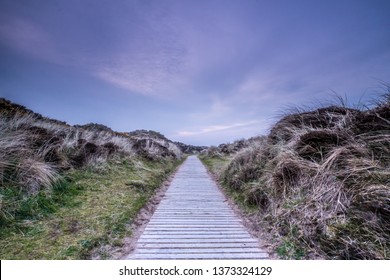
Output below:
[1,0,389,145]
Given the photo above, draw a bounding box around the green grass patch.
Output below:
[199,155,232,178]
[0,157,181,259]
[276,238,306,260]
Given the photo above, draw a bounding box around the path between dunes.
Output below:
[126,155,268,260]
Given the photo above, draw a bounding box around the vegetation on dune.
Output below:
[201,93,390,259]
[0,98,185,259]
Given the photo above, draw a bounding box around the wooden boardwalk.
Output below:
[126,156,268,259]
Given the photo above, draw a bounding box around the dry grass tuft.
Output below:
[16,158,59,195]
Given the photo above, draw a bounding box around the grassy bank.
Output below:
[0,157,181,259]
[200,154,232,178]
[200,96,390,260]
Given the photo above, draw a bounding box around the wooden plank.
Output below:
[153,218,237,220]
[142,230,247,234]
[148,220,239,223]
[142,231,252,235]
[137,238,258,243]
[147,222,242,226]
[137,243,261,249]
[149,215,236,219]
[145,224,243,228]
[141,234,250,237]
[135,248,266,254]
[151,216,236,219]
[143,226,243,229]
[139,234,253,239]
[129,253,268,260]
[155,208,227,210]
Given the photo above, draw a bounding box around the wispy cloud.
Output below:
[94,47,188,98]
[176,120,260,137]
